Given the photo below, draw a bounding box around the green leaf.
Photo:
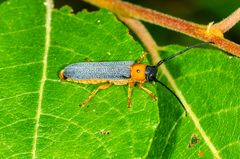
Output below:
[0,0,158,158]
[147,47,240,159]
[0,0,239,159]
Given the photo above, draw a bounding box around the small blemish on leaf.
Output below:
[188,134,200,148]
[198,151,204,158]
[96,19,101,24]
[100,129,111,135]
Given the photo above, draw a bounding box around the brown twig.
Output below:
[84,0,240,57]
[212,8,240,33]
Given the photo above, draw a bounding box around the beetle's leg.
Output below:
[128,84,133,108]
[137,52,148,64]
[138,83,157,100]
[80,83,112,107]
[127,81,135,108]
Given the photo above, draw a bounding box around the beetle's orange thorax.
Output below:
[130,64,147,83]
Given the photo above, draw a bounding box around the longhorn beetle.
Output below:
[59,42,212,108]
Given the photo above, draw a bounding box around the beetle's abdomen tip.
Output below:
[59,69,67,80]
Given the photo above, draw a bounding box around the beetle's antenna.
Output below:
[152,42,213,115]
[153,77,187,115]
[156,42,213,67]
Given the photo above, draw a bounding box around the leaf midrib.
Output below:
[31,0,53,158]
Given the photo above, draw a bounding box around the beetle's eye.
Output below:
[150,73,155,80]
[136,69,140,73]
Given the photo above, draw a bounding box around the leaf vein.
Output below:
[219,141,240,152]
[0,91,38,102]
[0,62,42,71]
[0,118,33,130]
[160,114,185,159]
[199,105,240,120]
[0,25,44,35]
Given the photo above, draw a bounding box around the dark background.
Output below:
[54,0,240,46]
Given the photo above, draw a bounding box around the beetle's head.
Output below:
[145,66,158,82]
